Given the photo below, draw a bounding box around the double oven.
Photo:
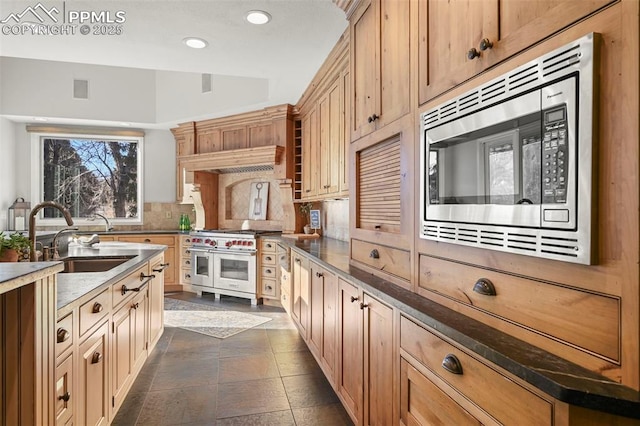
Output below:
[190,230,259,305]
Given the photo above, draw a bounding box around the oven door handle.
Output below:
[211,250,256,256]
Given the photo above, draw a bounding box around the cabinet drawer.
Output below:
[261,279,277,297]
[261,253,277,266]
[261,266,277,279]
[401,358,482,426]
[118,235,175,246]
[181,256,192,269]
[419,255,620,361]
[79,289,110,337]
[351,239,410,281]
[260,239,277,253]
[56,312,74,356]
[181,269,192,285]
[400,316,552,425]
[181,246,192,258]
[180,235,192,246]
[111,264,149,309]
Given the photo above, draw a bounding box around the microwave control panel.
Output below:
[542,105,568,204]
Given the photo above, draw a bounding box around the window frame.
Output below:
[30,130,145,226]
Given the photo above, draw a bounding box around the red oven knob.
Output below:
[225,241,232,247]
[210,240,217,247]
[204,239,211,245]
[248,241,254,246]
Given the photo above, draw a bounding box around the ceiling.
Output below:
[0,0,348,126]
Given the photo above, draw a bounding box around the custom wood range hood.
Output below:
[180,145,286,174]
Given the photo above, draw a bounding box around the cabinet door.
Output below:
[291,253,310,339]
[400,358,482,426]
[363,292,394,426]
[337,279,363,424]
[148,257,166,350]
[111,301,134,413]
[321,268,338,381]
[302,108,319,198]
[418,0,495,103]
[351,0,378,140]
[131,289,148,376]
[319,79,343,195]
[78,322,109,426]
[55,353,74,426]
[309,262,325,358]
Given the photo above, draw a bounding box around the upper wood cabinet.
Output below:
[298,29,349,201]
[418,0,616,104]
[350,0,410,141]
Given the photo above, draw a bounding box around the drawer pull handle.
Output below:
[91,352,103,364]
[140,273,156,281]
[350,296,359,303]
[442,354,463,375]
[153,263,169,273]
[266,243,273,248]
[185,260,191,265]
[369,249,379,259]
[185,274,191,278]
[58,392,71,402]
[266,269,272,274]
[266,286,273,290]
[186,249,191,254]
[92,302,103,314]
[374,225,381,230]
[359,302,369,310]
[473,278,496,296]
[315,272,324,278]
[266,256,272,261]
[144,238,151,243]
[57,328,70,343]
[295,258,301,264]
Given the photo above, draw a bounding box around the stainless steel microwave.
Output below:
[420,33,599,265]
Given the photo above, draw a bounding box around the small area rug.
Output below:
[163,297,272,339]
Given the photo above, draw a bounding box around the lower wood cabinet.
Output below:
[116,234,177,289]
[291,253,310,338]
[78,321,109,426]
[54,253,165,425]
[337,279,363,423]
[308,261,338,381]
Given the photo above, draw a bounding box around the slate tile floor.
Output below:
[112,292,353,425]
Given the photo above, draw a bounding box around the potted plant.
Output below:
[299,202,313,234]
[0,231,31,262]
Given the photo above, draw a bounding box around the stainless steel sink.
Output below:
[60,255,135,273]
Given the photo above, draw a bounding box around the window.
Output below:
[30,130,144,225]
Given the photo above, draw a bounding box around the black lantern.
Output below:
[8,197,30,231]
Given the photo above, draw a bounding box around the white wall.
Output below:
[0,57,157,123]
[143,129,176,202]
[0,118,17,231]
[155,71,269,123]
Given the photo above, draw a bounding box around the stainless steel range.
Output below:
[189,230,262,305]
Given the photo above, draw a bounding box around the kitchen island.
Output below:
[0,241,168,426]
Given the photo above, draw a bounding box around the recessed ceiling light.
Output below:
[246,10,271,25]
[119,122,131,127]
[182,37,208,49]
[33,117,48,122]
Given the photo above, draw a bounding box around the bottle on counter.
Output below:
[183,214,191,231]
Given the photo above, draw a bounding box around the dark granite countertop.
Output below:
[280,237,640,420]
[0,261,63,295]
[56,241,167,317]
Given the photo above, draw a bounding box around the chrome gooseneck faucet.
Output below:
[90,212,113,232]
[29,201,74,261]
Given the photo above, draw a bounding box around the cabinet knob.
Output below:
[367,114,379,123]
[369,249,379,259]
[359,302,369,310]
[295,258,301,264]
[350,296,359,303]
[316,271,324,278]
[266,256,272,261]
[92,302,103,314]
[57,328,70,343]
[91,352,103,364]
[267,286,273,290]
[479,38,493,51]
[58,392,71,402]
[441,354,463,375]
[132,302,140,310]
[186,260,191,265]
[266,243,273,248]
[374,225,381,230]
[185,274,191,278]
[473,278,497,296]
[467,47,481,60]
[186,249,191,254]
[266,269,272,274]
[144,238,151,243]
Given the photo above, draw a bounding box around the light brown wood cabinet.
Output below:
[78,321,109,426]
[115,234,178,290]
[258,238,280,301]
[297,29,349,201]
[179,234,193,288]
[418,0,615,104]
[55,351,74,425]
[291,252,310,339]
[308,261,338,381]
[350,115,414,289]
[350,0,410,141]
[337,279,363,423]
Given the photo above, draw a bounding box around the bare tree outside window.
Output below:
[42,138,139,220]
